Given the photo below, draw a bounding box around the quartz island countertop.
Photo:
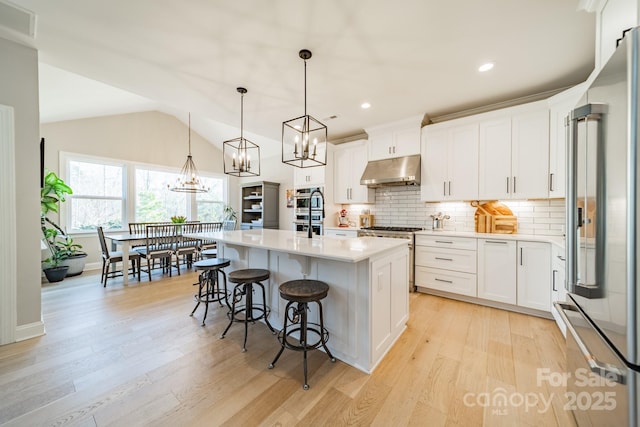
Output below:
[186,228,408,263]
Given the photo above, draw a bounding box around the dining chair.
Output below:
[135,224,178,281]
[174,223,201,271]
[97,226,141,287]
[198,222,222,251]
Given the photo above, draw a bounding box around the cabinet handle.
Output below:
[513,176,517,193]
[506,177,510,193]
[443,181,446,196]
[388,147,392,154]
[448,181,451,196]
[549,173,554,192]
[520,247,523,266]
[393,146,396,153]
[435,240,453,244]
[485,240,507,244]
[557,255,566,261]
[435,278,453,284]
[435,257,453,261]
[552,269,558,291]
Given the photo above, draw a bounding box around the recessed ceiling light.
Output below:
[478,62,494,72]
[361,102,371,109]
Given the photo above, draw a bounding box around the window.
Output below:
[66,158,125,231]
[61,152,227,232]
[135,168,188,222]
[196,176,226,221]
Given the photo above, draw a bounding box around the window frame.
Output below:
[59,151,228,234]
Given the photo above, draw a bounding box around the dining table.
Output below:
[104,233,146,284]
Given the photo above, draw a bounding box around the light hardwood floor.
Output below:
[0,269,576,426]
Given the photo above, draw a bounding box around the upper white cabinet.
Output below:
[517,241,551,311]
[478,101,549,200]
[547,84,586,199]
[595,0,638,70]
[333,140,374,204]
[421,121,479,201]
[366,116,422,161]
[294,165,325,188]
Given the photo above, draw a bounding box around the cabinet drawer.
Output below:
[415,235,477,251]
[415,267,477,297]
[415,246,477,274]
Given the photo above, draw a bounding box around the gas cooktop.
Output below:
[361,226,423,232]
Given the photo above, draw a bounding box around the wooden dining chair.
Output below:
[97,226,141,287]
[135,224,178,281]
[174,223,201,271]
[198,222,222,250]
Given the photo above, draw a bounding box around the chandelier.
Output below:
[224,87,261,177]
[169,113,209,193]
[282,49,327,169]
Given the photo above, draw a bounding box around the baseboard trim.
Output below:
[85,261,101,272]
[15,320,45,342]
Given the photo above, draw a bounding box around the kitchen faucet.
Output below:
[308,188,325,238]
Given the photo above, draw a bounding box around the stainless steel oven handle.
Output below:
[553,302,626,385]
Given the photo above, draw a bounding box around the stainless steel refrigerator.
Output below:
[555,27,640,427]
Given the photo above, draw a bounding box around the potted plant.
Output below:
[41,170,87,279]
[223,205,237,230]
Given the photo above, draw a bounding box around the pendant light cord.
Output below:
[304,58,307,117]
[188,112,192,156]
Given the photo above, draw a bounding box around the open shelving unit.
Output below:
[241,181,280,229]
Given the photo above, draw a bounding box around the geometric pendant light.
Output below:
[224,87,261,177]
[282,49,327,169]
[169,112,209,193]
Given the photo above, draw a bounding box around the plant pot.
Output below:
[59,253,88,277]
[43,265,69,283]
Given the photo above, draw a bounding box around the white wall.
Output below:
[41,111,240,267]
[0,36,42,338]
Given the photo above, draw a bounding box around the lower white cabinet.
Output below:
[551,244,567,336]
[324,228,358,238]
[415,236,477,297]
[477,239,517,304]
[517,241,552,311]
[371,249,409,363]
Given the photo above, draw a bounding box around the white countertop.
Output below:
[415,230,565,249]
[186,229,408,263]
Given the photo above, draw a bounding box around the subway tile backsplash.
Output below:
[360,186,565,236]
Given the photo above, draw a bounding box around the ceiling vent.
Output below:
[0,0,36,40]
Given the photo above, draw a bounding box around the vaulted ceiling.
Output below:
[11,0,595,155]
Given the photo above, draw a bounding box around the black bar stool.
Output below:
[190,258,231,326]
[221,268,276,351]
[268,279,336,390]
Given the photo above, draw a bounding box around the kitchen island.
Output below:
[186,228,409,373]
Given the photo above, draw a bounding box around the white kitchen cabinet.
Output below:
[548,84,586,198]
[324,228,358,238]
[333,140,374,204]
[415,235,477,297]
[370,248,409,363]
[421,122,478,201]
[517,241,551,311]
[477,239,517,304]
[478,101,549,200]
[366,117,421,161]
[550,244,567,336]
[294,165,325,188]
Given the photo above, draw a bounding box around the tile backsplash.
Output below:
[348,186,565,236]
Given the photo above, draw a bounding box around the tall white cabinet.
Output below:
[421,122,478,201]
[333,140,374,204]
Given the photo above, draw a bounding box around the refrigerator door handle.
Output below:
[553,302,627,385]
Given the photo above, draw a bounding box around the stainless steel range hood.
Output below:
[360,154,421,187]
